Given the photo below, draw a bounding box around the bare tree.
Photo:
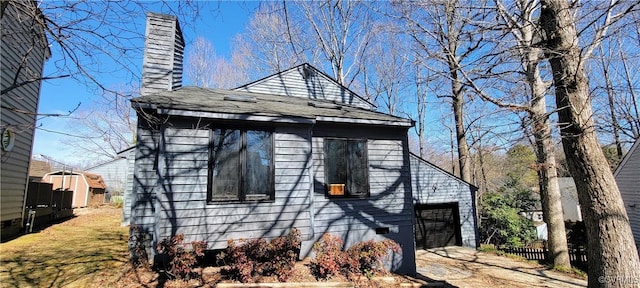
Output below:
[293,0,374,87]
[186,37,216,88]
[361,21,411,115]
[3,1,204,97]
[396,0,492,183]
[59,86,137,162]
[233,2,305,78]
[456,0,572,268]
[2,1,205,163]
[539,0,640,285]
[596,44,624,161]
[616,45,640,140]
[186,37,249,89]
[413,65,429,158]
[590,36,640,151]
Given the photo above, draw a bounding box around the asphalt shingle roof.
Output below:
[132,87,413,126]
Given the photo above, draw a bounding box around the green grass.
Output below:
[0,208,128,288]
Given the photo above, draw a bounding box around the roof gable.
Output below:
[234,63,376,110]
[409,152,478,191]
[83,173,107,189]
[43,170,106,189]
[614,139,640,176]
[29,160,51,178]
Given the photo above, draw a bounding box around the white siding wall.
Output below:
[410,155,478,248]
[615,141,640,249]
[1,1,49,236]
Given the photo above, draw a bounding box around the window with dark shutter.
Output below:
[324,138,369,198]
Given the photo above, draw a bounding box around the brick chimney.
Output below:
[141,12,184,96]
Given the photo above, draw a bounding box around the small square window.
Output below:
[324,138,369,198]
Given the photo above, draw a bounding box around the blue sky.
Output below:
[33,1,259,166]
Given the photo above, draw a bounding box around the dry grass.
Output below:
[0,208,418,288]
[0,207,129,288]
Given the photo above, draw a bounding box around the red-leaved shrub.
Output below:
[346,239,401,277]
[309,233,346,279]
[156,234,207,280]
[219,228,301,283]
[309,233,401,280]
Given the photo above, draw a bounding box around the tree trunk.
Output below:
[452,85,471,183]
[540,1,640,286]
[531,99,571,268]
[446,0,472,183]
[524,18,571,268]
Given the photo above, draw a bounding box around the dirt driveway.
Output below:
[411,246,587,288]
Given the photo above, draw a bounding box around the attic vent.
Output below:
[302,65,315,79]
[308,101,342,109]
[224,94,257,103]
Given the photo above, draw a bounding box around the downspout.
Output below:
[153,126,165,262]
[307,122,316,240]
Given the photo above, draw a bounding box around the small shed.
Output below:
[86,147,135,225]
[614,139,640,250]
[42,171,107,208]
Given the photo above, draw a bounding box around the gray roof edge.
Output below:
[409,152,478,191]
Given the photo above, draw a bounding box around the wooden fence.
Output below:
[24,182,74,231]
[499,246,588,269]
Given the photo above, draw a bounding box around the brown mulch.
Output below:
[105,259,415,288]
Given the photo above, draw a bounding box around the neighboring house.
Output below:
[521,179,582,224]
[42,171,107,208]
[410,153,478,249]
[86,147,135,225]
[523,177,583,241]
[87,147,135,196]
[28,159,52,183]
[557,177,582,222]
[128,12,477,275]
[614,139,640,249]
[1,1,51,239]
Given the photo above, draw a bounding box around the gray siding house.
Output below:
[1,1,50,239]
[614,140,640,249]
[87,147,135,196]
[87,147,135,225]
[129,12,478,275]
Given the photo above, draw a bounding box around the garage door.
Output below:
[415,203,462,249]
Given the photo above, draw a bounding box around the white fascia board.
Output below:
[159,109,316,125]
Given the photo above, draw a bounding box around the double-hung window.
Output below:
[324,138,369,198]
[209,128,274,202]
